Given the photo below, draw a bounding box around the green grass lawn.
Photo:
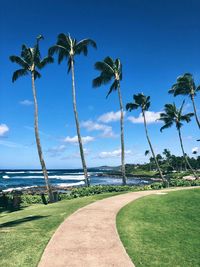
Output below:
[0,192,122,267]
[117,189,200,267]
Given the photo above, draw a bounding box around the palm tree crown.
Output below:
[126,93,150,112]
[48,33,97,71]
[10,35,53,81]
[93,57,122,97]
[169,73,200,128]
[169,73,200,97]
[159,101,194,131]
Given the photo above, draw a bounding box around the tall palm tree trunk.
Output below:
[117,84,126,185]
[70,58,90,187]
[142,110,166,183]
[191,95,200,129]
[178,128,198,179]
[31,72,54,203]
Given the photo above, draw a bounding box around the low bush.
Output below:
[1,179,200,207]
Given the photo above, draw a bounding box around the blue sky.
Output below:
[0,0,199,169]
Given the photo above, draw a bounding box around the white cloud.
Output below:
[127,111,161,124]
[64,135,94,144]
[81,120,116,138]
[20,100,33,106]
[98,111,125,123]
[0,124,9,136]
[98,149,132,159]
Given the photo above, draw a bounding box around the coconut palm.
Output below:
[169,73,200,129]
[126,93,166,183]
[93,57,126,185]
[10,35,54,202]
[159,101,198,179]
[49,34,96,187]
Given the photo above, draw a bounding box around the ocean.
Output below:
[0,169,150,192]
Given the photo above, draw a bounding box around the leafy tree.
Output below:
[126,93,166,183]
[10,35,54,202]
[49,34,97,187]
[169,73,200,129]
[159,101,198,178]
[93,57,126,185]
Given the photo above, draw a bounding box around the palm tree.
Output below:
[169,73,200,129]
[93,57,126,185]
[159,101,198,179]
[49,34,96,187]
[163,148,174,170]
[126,93,166,183]
[10,35,55,202]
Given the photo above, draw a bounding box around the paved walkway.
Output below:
[38,187,198,267]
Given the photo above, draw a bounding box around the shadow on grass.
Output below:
[0,215,50,228]
[0,206,26,213]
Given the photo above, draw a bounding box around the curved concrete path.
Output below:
[38,187,199,267]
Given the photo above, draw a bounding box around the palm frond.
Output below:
[48,44,66,57]
[126,102,139,111]
[106,80,118,98]
[75,39,97,55]
[33,70,41,80]
[180,113,194,123]
[67,58,72,73]
[9,56,29,69]
[12,69,29,82]
[94,61,114,75]
[57,33,72,50]
[104,57,114,67]
[160,122,173,132]
[37,56,54,69]
[92,76,104,88]
[93,72,112,88]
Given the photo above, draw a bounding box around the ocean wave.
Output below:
[3,175,10,179]
[6,171,26,174]
[49,175,85,180]
[10,176,44,179]
[55,181,85,187]
[2,185,36,192]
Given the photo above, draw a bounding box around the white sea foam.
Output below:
[55,181,85,187]
[49,175,85,180]
[3,175,10,179]
[2,185,36,192]
[11,176,44,179]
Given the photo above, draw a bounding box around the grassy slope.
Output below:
[0,192,122,267]
[117,189,200,267]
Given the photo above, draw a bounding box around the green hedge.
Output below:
[1,179,200,207]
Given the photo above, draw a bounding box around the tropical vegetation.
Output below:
[7,34,200,201]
